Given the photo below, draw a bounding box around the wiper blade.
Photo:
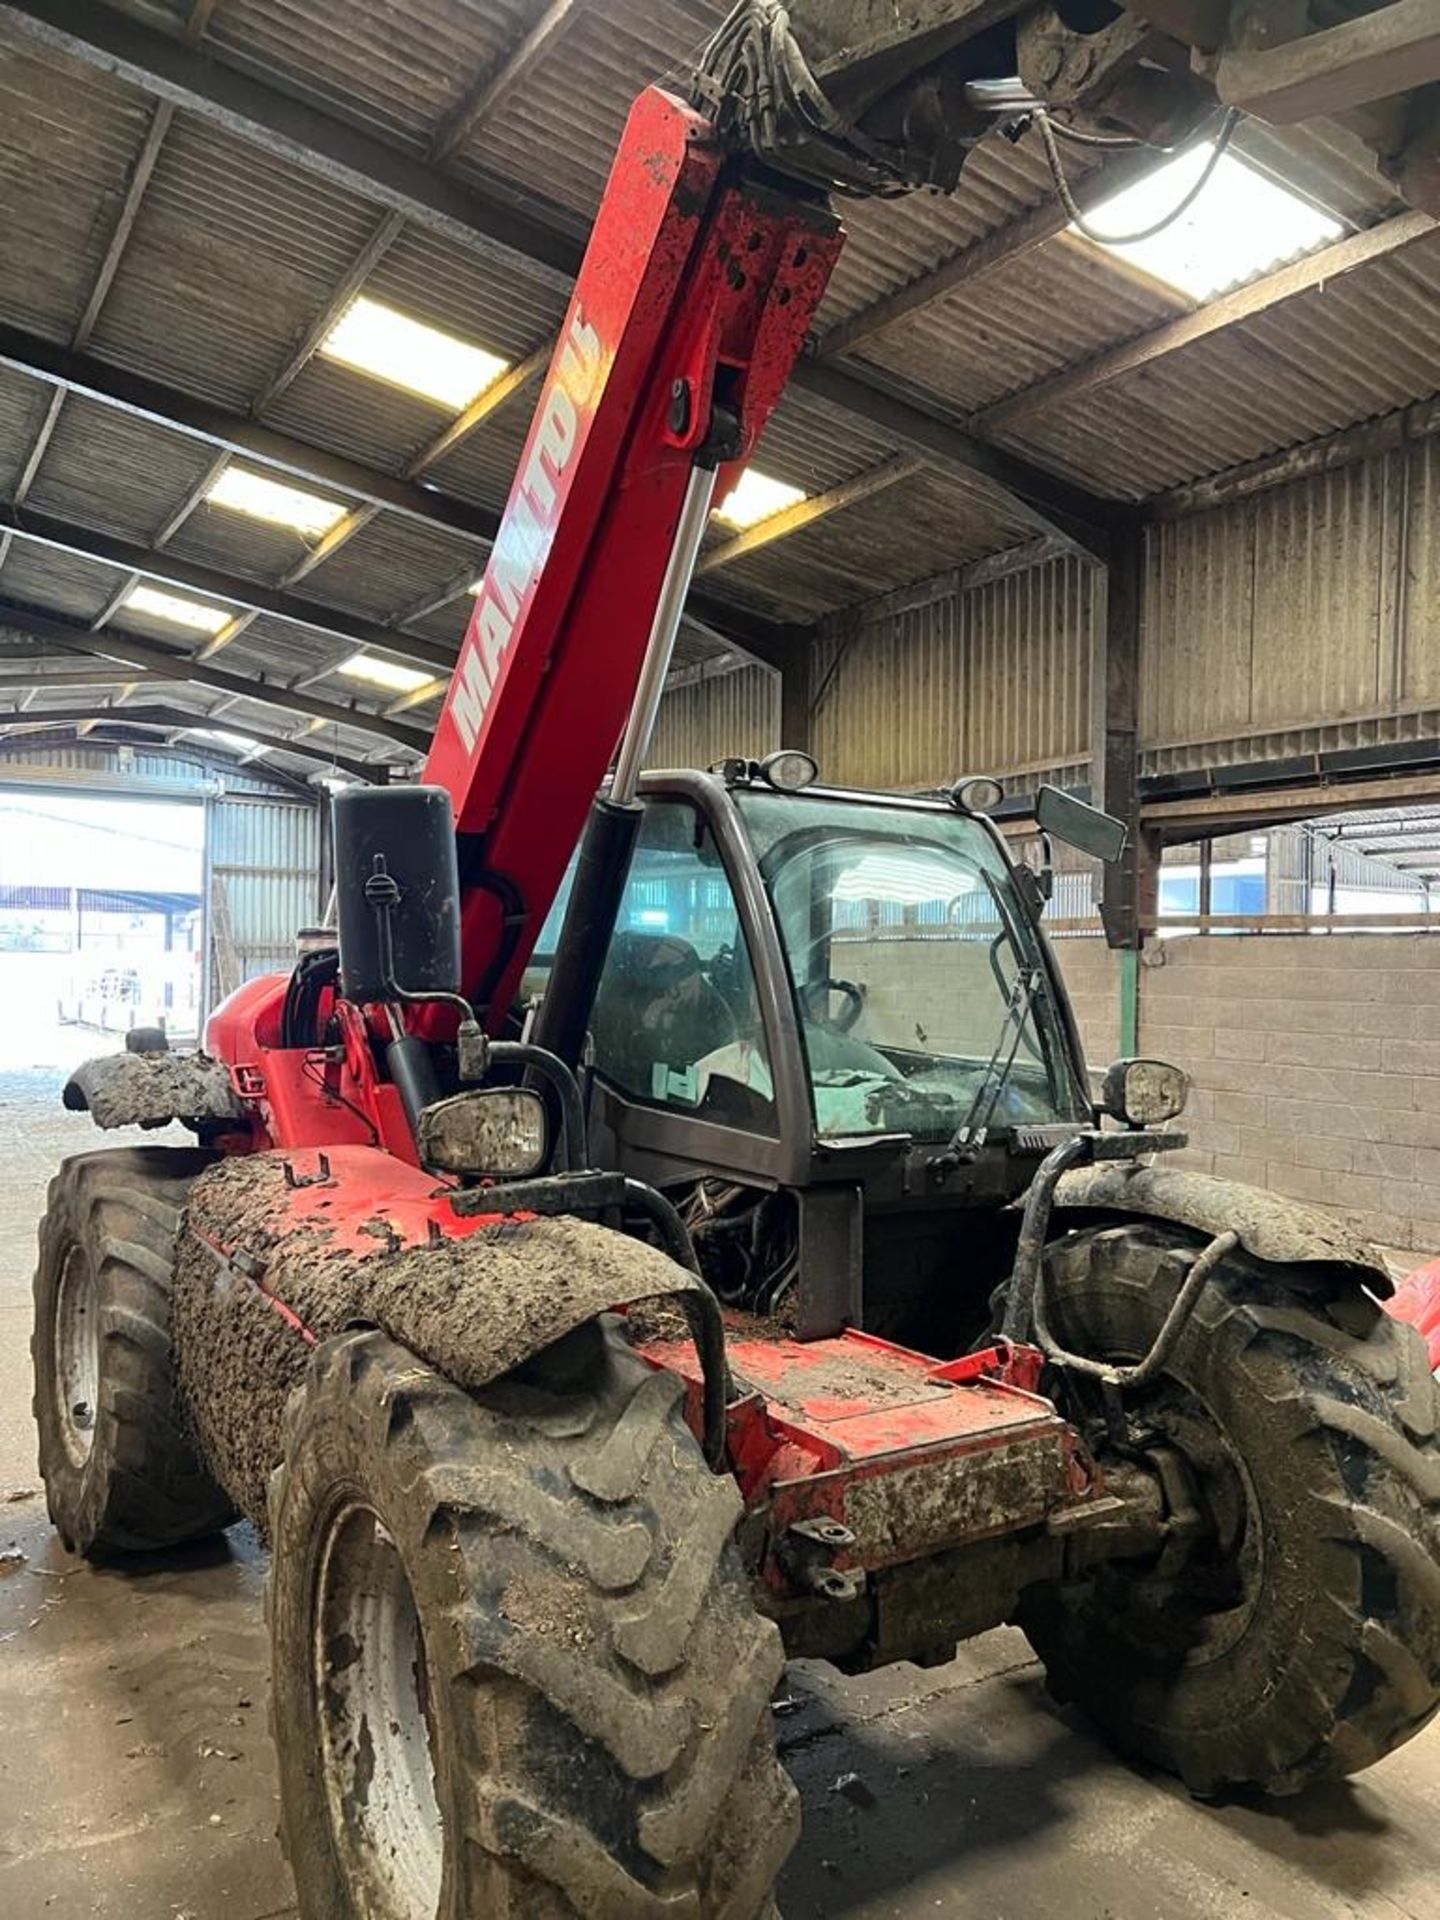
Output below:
[948,963,1043,1151]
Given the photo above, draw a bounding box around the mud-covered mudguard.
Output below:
[62,1051,244,1132]
[1052,1162,1393,1298]
[171,1149,722,1525]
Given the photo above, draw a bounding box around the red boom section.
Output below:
[421,85,840,1022]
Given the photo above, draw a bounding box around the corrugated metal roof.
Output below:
[22,393,220,540]
[1,0,1439,786]
[815,132,1070,333]
[847,232,1187,417]
[993,230,1440,500]
[0,536,122,622]
[209,0,534,151]
[0,16,154,344]
[705,466,1036,622]
[296,514,487,622]
[457,0,717,219]
[88,112,382,409]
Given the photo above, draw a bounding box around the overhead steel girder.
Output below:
[0,322,500,550]
[0,332,802,669]
[0,0,1118,552]
[0,505,464,675]
[0,703,378,780]
[0,602,432,752]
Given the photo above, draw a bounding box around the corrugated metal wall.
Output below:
[0,738,296,794]
[650,663,779,770]
[660,427,1440,802]
[808,553,1096,792]
[205,793,320,1003]
[1143,436,1440,775]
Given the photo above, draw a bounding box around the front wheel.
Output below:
[268,1320,797,1918]
[1019,1223,1440,1797]
[32,1147,234,1556]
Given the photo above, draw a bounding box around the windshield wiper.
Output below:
[946,962,1044,1151]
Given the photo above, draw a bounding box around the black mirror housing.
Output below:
[332,785,463,1004]
[1035,784,1128,866]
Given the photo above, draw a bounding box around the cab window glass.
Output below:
[517,851,578,1006]
[589,801,776,1132]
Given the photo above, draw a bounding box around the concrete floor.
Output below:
[3,1028,1440,1919]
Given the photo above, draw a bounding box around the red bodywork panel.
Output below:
[641,1326,1097,1592]
[206,974,420,1163]
[1390,1258,1440,1373]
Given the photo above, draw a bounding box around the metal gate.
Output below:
[203,793,321,1018]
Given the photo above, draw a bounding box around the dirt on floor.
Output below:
[5,1066,1440,1919]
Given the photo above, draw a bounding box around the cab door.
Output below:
[577,785,809,1189]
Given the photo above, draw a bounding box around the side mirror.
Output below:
[417,1087,551,1179]
[1035,784,1128,866]
[332,785,462,1003]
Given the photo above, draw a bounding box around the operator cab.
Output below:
[527,766,1096,1343]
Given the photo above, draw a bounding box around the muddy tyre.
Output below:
[1019,1223,1440,1796]
[268,1321,797,1918]
[32,1147,234,1556]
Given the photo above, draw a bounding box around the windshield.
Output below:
[735,790,1088,1141]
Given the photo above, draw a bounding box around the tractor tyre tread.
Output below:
[1020,1222,1440,1797]
[32,1146,234,1556]
[268,1322,797,1918]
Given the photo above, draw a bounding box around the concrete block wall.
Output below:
[1139,934,1440,1256]
[1049,935,1122,1073]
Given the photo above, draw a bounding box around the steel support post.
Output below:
[1093,523,1156,949]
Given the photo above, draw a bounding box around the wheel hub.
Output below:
[313,1501,443,1920]
[54,1245,99,1468]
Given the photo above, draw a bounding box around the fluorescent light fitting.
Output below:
[1076,145,1343,300]
[322,295,510,410]
[714,467,806,532]
[196,727,263,754]
[337,652,437,695]
[207,466,349,539]
[123,584,232,635]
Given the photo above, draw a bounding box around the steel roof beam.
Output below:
[791,361,1115,555]
[697,454,923,575]
[428,0,587,164]
[0,0,1118,551]
[0,321,501,545]
[184,0,222,45]
[0,603,432,752]
[252,211,408,415]
[977,209,1438,436]
[11,385,66,507]
[73,99,174,351]
[0,701,377,779]
[0,511,462,673]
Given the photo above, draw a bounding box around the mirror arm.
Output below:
[488,1040,588,1173]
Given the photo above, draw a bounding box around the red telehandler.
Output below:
[34,5,1440,1915]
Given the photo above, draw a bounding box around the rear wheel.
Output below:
[268,1320,797,1917]
[32,1147,233,1556]
[1019,1223,1440,1796]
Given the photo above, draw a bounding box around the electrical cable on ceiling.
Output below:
[1037,106,1243,247]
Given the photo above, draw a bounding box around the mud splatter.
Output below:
[172,1154,703,1530]
[62,1052,241,1130]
